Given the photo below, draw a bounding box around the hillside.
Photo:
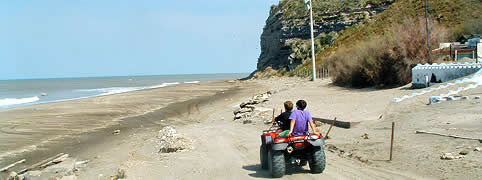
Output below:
[256,0,393,74]
[254,0,481,87]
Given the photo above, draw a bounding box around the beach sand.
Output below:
[1,77,481,179]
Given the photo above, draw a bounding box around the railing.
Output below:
[293,66,330,79]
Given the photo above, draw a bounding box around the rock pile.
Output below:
[157,126,192,153]
[233,92,273,123]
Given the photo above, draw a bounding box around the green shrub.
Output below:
[328,18,447,87]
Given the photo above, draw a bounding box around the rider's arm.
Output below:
[288,119,296,136]
[309,120,320,135]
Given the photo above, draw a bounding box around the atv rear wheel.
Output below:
[260,145,268,169]
[268,150,285,178]
[309,146,326,174]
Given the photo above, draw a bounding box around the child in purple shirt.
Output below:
[288,100,320,136]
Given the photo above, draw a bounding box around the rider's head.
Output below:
[283,101,293,112]
[296,100,307,110]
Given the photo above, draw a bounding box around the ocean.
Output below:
[0,73,249,109]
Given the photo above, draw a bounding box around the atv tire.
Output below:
[309,146,326,174]
[268,150,285,178]
[260,145,268,169]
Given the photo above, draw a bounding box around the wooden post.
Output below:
[449,44,452,60]
[272,108,275,121]
[324,117,337,139]
[390,122,395,161]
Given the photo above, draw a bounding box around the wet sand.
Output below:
[0,79,262,179]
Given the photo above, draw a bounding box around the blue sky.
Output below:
[0,0,279,79]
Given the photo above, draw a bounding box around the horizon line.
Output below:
[0,72,251,81]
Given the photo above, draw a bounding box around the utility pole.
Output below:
[424,0,431,59]
[305,0,316,81]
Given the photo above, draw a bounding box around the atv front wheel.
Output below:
[309,146,326,174]
[268,150,285,178]
[260,145,268,169]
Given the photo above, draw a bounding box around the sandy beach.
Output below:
[1,76,481,179]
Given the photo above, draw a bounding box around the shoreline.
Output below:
[1,76,480,179]
[0,73,250,109]
[0,79,259,178]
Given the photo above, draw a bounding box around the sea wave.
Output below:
[0,96,40,107]
[184,81,200,84]
[76,82,181,96]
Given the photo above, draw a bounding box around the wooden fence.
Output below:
[294,66,331,79]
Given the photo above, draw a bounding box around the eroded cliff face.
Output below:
[257,1,390,72]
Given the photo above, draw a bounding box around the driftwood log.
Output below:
[312,117,358,129]
[0,159,26,172]
[416,130,482,142]
[18,153,65,174]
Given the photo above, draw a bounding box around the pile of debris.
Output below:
[157,126,192,153]
[4,153,89,180]
[233,91,273,124]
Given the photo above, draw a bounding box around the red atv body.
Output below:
[260,128,326,178]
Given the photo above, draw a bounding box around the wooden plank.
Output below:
[0,159,26,172]
[312,117,358,129]
[18,153,64,174]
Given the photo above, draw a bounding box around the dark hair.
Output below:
[296,100,307,110]
[283,101,293,111]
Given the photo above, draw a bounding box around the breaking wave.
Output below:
[184,81,200,84]
[0,96,40,107]
[76,82,181,96]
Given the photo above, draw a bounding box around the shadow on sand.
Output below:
[242,164,312,178]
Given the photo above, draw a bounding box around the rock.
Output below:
[8,171,19,180]
[456,145,464,149]
[234,113,243,119]
[441,153,465,160]
[74,160,89,169]
[459,150,469,155]
[361,133,369,139]
[110,168,126,180]
[234,108,252,115]
[474,147,481,151]
[158,126,177,139]
[243,120,253,124]
[244,105,256,110]
[113,130,120,135]
[157,126,192,153]
[24,170,42,179]
[117,168,126,179]
[441,153,455,160]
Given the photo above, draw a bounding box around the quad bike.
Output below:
[260,125,326,178]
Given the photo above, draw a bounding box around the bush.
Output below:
[328,17,447,87]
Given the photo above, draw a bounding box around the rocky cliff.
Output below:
[257,0,392,72]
